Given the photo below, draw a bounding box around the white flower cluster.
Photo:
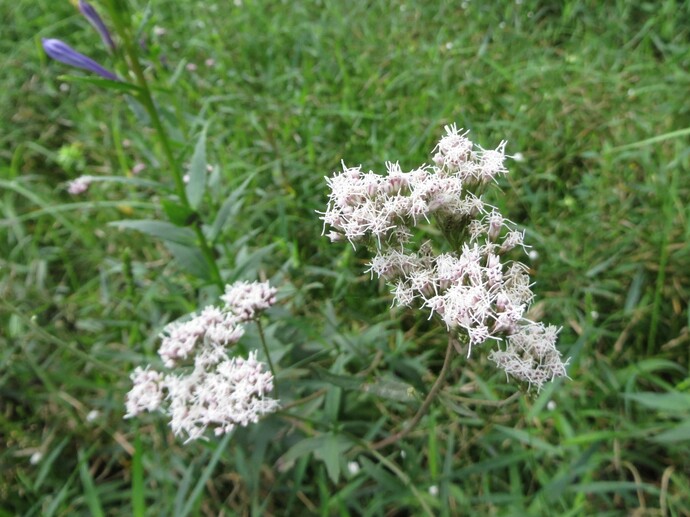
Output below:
[67,175,93,195]
[125,281,280,442]
[321,125,568,391]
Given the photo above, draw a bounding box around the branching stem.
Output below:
[370,335,456,450]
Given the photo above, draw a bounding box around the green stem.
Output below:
[107,3,223,288]
[370,335,455,450]
[256,319,279,397]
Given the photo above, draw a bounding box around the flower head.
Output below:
[125,280,280,441]
[221,281,277,321]
[321,125,568,391]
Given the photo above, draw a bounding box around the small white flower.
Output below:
[67,175,93,195]
[30,451,43,465]
[428,485,439,496]
[131,162,146,175]
[221,281,277,321]
[488,323,568,391]
[347,461,361,476]
[547,400,557,411]
[86,409,100,422]
[124,367,165,417]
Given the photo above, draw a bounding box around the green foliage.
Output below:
[2,0,690,515]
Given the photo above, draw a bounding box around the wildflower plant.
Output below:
[321,125,569,392]
[38,0,571,510]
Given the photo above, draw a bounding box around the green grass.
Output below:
[2,0,690,515]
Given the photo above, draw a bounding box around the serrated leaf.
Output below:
[186,126,207,210]
[165,242,210,280]
[109,219,196,246]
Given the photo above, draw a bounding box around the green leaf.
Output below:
[651,419,690,443]
[179,433,232,517]
[109,219,196,246]
[277,434,352,484]
[362,377,417,402]
[313,434,352,483]
[310,364,362,390]
[209,174,255,241]
[78,449,104,517]
[186,126,208,210]
[58,74,142,94]
[165,242,210,280]
[162,199,196,227]
[494,425,561,455]
[310,366,415,402]
[625,392,690,412]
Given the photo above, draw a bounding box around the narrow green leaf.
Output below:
[78,449,105,517]
[569,480,659,496]
[186,126,208,210]
[310,364,362,390]
[625,392,690,412]
[58,74,142,94]
[109,219,196,246]
[651,419,690,443]
[209,174,255,241]
[179,433,232,517]
[34,438,69,490]
[494,425,561,455]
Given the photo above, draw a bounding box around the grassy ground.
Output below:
[2,0,690,515]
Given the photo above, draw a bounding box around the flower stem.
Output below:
[256,319,279,397]
[106,3,223,288]
[370,335,456,450]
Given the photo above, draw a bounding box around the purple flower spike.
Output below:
[78,0,116,52]
[42,38,118,81]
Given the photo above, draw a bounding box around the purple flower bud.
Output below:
[78,0,116,52]
[42,38,118,81]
